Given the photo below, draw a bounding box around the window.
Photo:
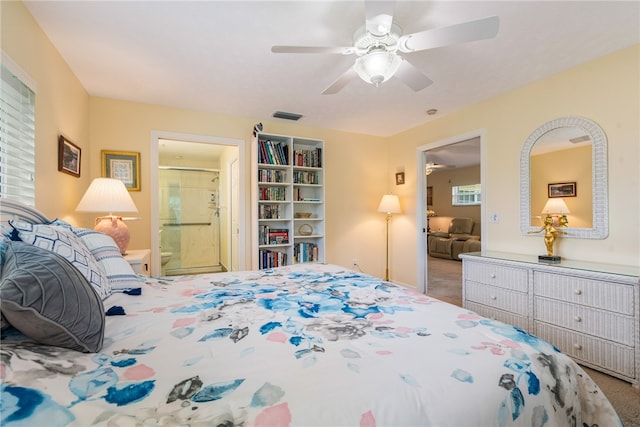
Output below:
[452,183,481,206]
[0,61,36,205]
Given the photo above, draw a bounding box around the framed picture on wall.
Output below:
[58,135,81,177]
[102,150,141,191]
[427,186,433,206]
[548,182,576,198]
[395,172,405,185]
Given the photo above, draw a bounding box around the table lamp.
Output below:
[530,198,570,262]
[76,178,138,254]
[377,194,401,281]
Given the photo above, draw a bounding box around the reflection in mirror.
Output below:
[530,127,592,228]
[520,117,608,239]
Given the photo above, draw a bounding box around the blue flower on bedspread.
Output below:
[1,385,74,427]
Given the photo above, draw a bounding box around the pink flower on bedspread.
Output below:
[360,410,376,427]
[251,402,291,427]
[124,363,155,380]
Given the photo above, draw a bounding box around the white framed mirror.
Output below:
[520,116,608,239]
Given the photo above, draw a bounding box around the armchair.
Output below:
[428,217,481,260]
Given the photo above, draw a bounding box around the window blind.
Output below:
[0,63,36,205]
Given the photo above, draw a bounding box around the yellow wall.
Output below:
[4,1,639,285]
[530,145,592,228]
[1,0,91,222]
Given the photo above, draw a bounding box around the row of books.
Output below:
[259,226,289,245]
[293,148,322,168]
[258,139,289,165]
[258,169,286,183]
[294,242,318,263]
[259,187,286,201]
[259,250,287,269]
[258,204,284,220]
[293,170,319,184]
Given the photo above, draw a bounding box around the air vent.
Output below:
[570,135,591,143]
[273,111,303,121]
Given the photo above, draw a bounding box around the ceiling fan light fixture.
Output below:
[354,50,402,86]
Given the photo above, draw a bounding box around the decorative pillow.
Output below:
[0,241,105,352]
[72,228,141,290]
[9,220,111,299]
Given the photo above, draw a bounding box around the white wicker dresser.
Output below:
[460,251,639,388]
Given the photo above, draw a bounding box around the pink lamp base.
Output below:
[94,216,130,255]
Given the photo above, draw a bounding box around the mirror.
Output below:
[520,116,608,239]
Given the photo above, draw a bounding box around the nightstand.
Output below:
[123,249,151,276]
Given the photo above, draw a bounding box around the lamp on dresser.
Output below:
[76,178,138,254]
[377,194,401,282]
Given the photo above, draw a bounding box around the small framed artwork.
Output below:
[58,135,81,177]
[102,150,141,191]
[548,182,576,198]
[395,172,405,185]
[427,186,433,206]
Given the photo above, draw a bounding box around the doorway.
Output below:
[416,131,485,295]
[150,131,246,276]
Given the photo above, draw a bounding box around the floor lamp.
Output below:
[377,194,401,281]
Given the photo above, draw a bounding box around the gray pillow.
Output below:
[0,241,105,352]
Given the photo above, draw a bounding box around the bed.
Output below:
[0,200,622,426]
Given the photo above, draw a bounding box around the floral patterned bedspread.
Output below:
[1,264,621,426]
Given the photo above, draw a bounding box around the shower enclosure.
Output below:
[159,167,223,275]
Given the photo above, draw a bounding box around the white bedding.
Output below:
[1,263,621,426]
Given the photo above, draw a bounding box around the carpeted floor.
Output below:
[426,255,640,426]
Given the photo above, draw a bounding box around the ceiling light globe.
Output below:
[355,51,402,86]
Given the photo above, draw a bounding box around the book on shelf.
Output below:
[268,228,289,245]
[294,242,318,263]
[259,139,289,165]
[259,204,281,219]
[259,249,287,269]
[293,147,322,168]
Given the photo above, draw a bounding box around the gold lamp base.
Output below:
[94,216,130,254]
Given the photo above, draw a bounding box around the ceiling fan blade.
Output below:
[365,0,395,36]
[398,16,499,53]
[272,46,354,55]
[322,67,358,95]
[394,59,433,92]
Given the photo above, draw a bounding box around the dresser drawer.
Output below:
[465,281,528,315]
[465,301,529,331]
[534,297,634,346]
[464,261,528,292]
[534,272,634,315]
[535,321,635,379]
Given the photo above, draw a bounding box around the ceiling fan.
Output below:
[271,0,499,95]
[425,162,453,175]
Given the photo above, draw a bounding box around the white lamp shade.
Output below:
[542,198,570,214]
[355,51,402,86]
[76,178,138,213]
[377,194,401,214]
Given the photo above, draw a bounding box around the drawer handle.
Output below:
[573,343,582,350]
[574,315,582,323]
[490,274,496,279]
[574,289,582,295]
[490,295,497,300]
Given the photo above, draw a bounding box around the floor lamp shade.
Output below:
[378,194,401,282]
[377,194,401,214]
[76,178,138,254]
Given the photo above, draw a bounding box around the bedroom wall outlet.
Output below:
[489,213,500,223]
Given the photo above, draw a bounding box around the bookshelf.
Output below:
[252,132,325,270]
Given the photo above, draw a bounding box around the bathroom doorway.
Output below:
[150,132,246,276]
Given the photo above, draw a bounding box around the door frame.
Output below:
[150,130,246,276]
[415,129,486,294]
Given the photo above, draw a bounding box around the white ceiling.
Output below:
[24,1,639,139]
